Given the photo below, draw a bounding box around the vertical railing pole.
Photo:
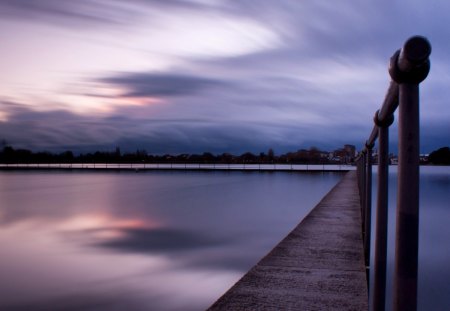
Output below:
[364,143,373,286]
[389,36,431,311]
[355,36,430,310]
[357,158,361,195]
[359,157,364,201]
[361,153,367,241]
[393,83,420,311]
[373,112,393,311]
[361,153,366,216]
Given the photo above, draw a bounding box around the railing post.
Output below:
[372,111,394,311]
[360,152,366,234]
[389,36,431,311]
[364,142,373,286]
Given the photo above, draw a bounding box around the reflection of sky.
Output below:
[0,171,343,310]
[0,1,449,153]
[368,166,450,311]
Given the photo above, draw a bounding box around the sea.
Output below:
[369,165,450,311]
[0,166,448,310]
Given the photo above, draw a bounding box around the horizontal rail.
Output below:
[358,36,431,158]
[366,81,399,147]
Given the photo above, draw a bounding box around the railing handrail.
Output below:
[356,36,431,311]
[357,36,431,158]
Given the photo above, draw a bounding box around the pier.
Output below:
[207,36,431,310]
[0,36,432,310]
[208,171,368,310]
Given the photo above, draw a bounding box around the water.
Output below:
[0,170,343,311]
[368,166,450,311]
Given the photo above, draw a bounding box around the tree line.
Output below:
[1,145,448,165]
[0,146,342,165]
[428,147,450,165]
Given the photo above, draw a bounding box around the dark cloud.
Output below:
[1,98,447,154]
[0,0,135,26]
[0,0,221,28]
[99,72,228,98]
[0,103,116,151]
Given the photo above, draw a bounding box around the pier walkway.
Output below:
[208,171,368,310]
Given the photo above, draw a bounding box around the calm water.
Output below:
[369,166,450,311]
[0,170,343,311]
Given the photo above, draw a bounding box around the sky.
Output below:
[0,0,449,155]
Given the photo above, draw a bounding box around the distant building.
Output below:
[332,144,356,164]
[419,154,429,164]
[344,144,356,158]
[390,155,398,165]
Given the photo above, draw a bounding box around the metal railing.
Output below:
[356,36,431,311]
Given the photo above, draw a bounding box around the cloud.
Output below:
[99,72,228,98]
[0,0,136,27]
[0,0,236,31]
[0,101,119,151]
[1,0,449,154]
[1,94,448,155]
[0,0,213,26]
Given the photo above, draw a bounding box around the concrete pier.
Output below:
[208,171,368,310]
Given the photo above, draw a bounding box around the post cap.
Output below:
[389,36,431,83]
[402,36,432,66]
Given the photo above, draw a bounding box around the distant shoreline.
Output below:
[0,163,354,172]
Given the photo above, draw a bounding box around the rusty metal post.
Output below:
[357,158,361,195]
[360,152,366,232]
[372,111,394,311]
[389,36,431,311]
[394,83,420,311]
[364,143,373,286]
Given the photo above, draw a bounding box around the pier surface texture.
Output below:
[208,171,368,310]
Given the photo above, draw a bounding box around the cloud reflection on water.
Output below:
[0,170,343,310]
[94,227,232,252]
